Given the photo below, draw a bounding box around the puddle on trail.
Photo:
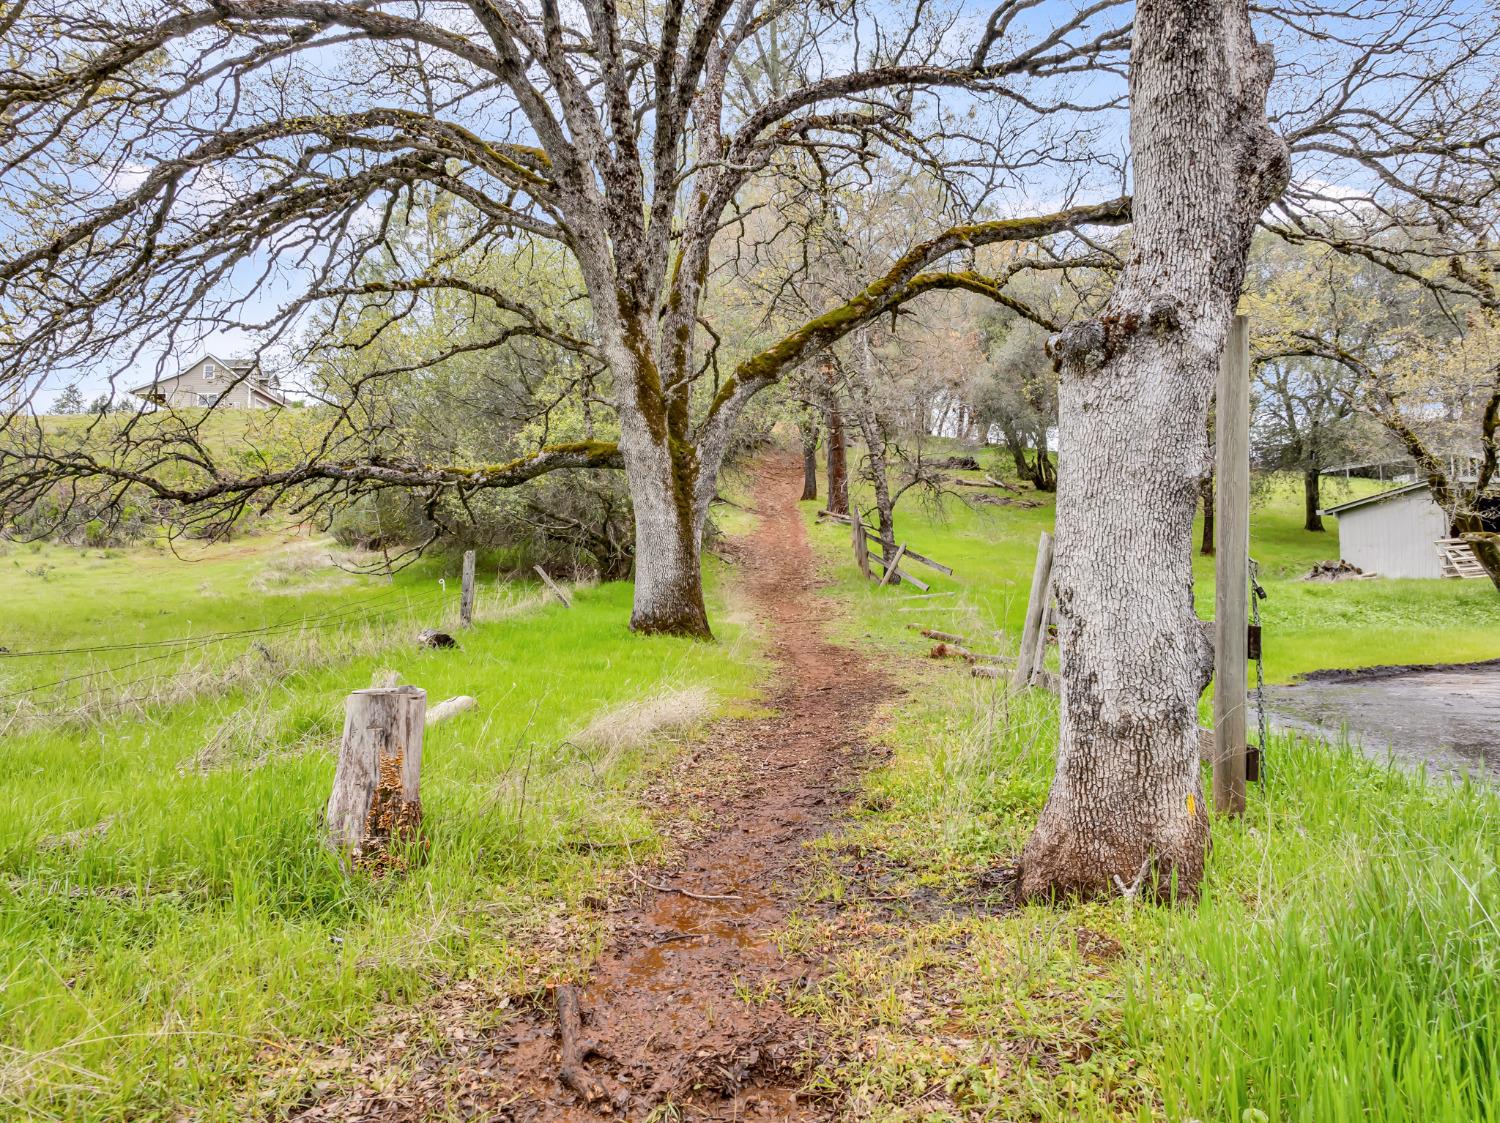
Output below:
[1263,664,1500,782]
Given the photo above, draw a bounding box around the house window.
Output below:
[198,392,219,406]
[203,362,216,381]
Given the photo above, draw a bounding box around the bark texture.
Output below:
[846,331,899,561]
[1303,467,1324,532]
[1019,0,1288,902]
[800,427,819,501]
[825,375,850,517]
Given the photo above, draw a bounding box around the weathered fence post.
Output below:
[1214,314,1250,815]
[1013,531,1054,689]
[460,549,476,627]
[326,686,427,860]
[1028,568,1056,687]
[852,510,871,579]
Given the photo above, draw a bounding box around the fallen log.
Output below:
[971,665,1005,679]
[425,695,476,726]
[985,475,1023,493]
[914,627,964,644]
[970,494,1042,509]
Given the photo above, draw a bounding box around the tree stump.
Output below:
[326,686,427,867]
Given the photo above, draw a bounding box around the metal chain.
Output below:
[1249,557,1268,750]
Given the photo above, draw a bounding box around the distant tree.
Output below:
[1255,242,1499,535]
[87,395,112,416]
[53,385,84,414]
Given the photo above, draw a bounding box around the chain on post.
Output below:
[1249,557,1268,753]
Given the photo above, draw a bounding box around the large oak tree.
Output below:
[0,0,1129,636]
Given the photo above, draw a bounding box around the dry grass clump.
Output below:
[572,686,714,757]
[248,540,376,593]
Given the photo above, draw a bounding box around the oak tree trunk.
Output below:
[1018,0,1288,902]
[825,383,849,516]
[1303,467,1324,532]
[800,428,819,501]
[606,307,713,639]
[847,331,899,560]
[620,439,711,637]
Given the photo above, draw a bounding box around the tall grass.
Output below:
[0,546,762,1121]
[1133,738,1499,1123]
[792,456,1500,1122]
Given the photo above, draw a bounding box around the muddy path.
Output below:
[486,452,890,1120]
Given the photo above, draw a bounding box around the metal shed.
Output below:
[1322,483,1450,579]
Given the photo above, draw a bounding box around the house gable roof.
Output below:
[129,351,289,405]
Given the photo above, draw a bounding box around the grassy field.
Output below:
[811,454,1500,681]
[791,452,1500,1122]
[0,535,763,1121]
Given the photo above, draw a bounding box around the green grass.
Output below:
[811,454,1500,681]
[790,451,1500,1122]
[0,535,763,1120]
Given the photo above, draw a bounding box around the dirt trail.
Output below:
[486,451,890,1120]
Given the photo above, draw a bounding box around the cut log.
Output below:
[417,629,457,649]
[534,564,573,607]
[326,686,426,861]
[425,695,476,726]
[915,627,965,644]
[967,652,1013,665]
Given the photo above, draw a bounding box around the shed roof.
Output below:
[1319,482,1430,517]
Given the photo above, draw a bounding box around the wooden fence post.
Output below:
[1213,314,1250,815]
[1012,530,1054,688]
[1028,568,1056,686]
[852,510,871,579]
[460,549,476,627]
[326,686,427,859]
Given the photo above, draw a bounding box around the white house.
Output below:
[129,353,289,410]
[1322,482,1499,578]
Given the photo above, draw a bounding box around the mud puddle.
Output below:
[1264,661,1500,781]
